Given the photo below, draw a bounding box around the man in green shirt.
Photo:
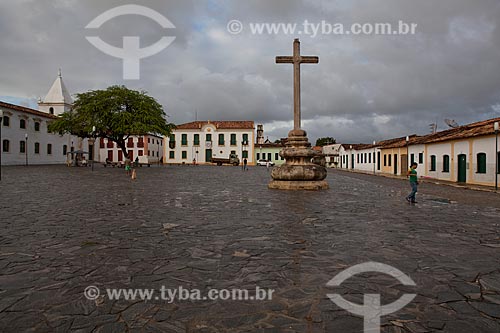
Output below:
[406,162,419,203]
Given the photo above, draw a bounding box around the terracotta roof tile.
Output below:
[413,117,500,144]
[175,121,255,130]
[257,142,285,148]
[341,143,374,150]
[340,117,500,151]
[379,135,418,148]
[0,101,56,119]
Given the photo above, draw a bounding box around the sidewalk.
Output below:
[334,168,500,193]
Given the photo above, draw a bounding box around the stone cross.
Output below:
[276,38,319,130]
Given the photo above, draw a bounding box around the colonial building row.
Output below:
[333,117,500,187]
[0,73,282,167]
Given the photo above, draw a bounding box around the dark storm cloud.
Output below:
[1,0,500,143]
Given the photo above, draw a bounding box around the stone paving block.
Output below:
[1,166,500,332]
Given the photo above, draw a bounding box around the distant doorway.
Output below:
[394,154,398,175]
[457,154,467,183]
[205,149,212,162]
[401,154,408,174]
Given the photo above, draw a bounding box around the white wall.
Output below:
[472,136,496,184]
[426,142,454,181]
[408,144,426,175]
[353,148,378,173]
[338,146,381,173]
[1,107,79,165]
[338,147,352,170]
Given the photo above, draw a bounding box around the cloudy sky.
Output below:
[1,0,500,143]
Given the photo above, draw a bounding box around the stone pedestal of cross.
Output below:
[269,39,328,191]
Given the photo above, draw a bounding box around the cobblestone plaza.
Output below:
[0,165,499,332]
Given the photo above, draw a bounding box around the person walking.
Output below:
[406,162,419,203]
[243,158,248,171]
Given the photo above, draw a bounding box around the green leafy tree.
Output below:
[48,85,175,159]
[315,137,336,147]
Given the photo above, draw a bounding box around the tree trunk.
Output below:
[116,140,129,160]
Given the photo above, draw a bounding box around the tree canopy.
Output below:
[315,137,336,147]
[48,85,175,159]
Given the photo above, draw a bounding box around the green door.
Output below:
[457,154,467,183]
[205,149,212,163]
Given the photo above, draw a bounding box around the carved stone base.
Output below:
[268,180,329,190]
[269,128,329,191]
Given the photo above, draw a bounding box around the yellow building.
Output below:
[379,135,417,176]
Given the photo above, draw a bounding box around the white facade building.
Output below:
[338,144,381,172]
[352,145,380,173]
[165,121,255,165]
[0,72,84,166]
[413,119,500,186]
[322,143,341,168]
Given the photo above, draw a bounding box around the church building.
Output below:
[0,71,83,165]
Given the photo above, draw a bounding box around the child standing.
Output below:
[124,158,132,176]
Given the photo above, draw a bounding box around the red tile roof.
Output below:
[341,135,418,150]
[341,143,374,150]
[0,101,56,119]
[341,117,500,150]
[175,121,255,130]
[379,135,418,149]
[257,142,285,148]
[413,117,500,144]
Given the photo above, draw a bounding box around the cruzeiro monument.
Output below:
[269,38,329,190]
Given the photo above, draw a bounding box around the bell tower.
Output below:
[38,69,73,116]
[256,124,264,144]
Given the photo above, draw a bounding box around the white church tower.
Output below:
[38,69,73,115]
